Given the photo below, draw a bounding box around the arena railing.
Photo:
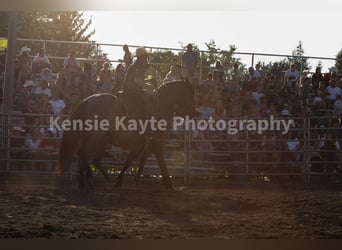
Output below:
[13,38,337,82]
[3,112,341,185]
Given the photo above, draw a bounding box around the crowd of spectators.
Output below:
[191,58,342,174]
[1,43,342,175]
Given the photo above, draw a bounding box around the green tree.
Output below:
[1,11,99,71]
[335,49,342,73]
[201,39,242,80]
[288,40,310,72]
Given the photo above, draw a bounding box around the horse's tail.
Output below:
[57,102,86,177]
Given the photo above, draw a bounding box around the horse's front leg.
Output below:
[135,149,150,184]
[115,150,135,188]
[153,144,172,189]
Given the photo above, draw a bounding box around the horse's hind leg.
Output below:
[135,149,150,184]
[93,145,111,183]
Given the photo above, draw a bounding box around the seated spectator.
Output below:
[198,72,214,97]
[63,50,80,74]
[34,80,52,98]
[25,128,43,170]
[196,97,215,119]
[286,131,300,162]
[39,67,53,82]
[324,79,341,109]
[321,131,340,173]
[281,107,295,128]
[14,80,36,111]
[10,127,27,159]
[32,48,51,73]
[48,92,66,114]
[195,131,214,161]
[163,64,183,83]
[333,93,342,117]
[40,129,59,161]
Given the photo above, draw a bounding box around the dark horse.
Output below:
[57,80,195,188]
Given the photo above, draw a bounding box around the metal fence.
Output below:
[1,38,341,184]
[1,112,341,185]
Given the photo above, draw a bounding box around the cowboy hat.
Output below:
[23,80,35,87]
[281,110,292,116]
[21,46,31,52]
[13,127,25,133]
[134,47,149,57]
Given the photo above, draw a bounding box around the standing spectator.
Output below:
[32,48,51,73]
[248,66,261,82]
[182,43,198,84]
[16,46,32,72]
[121,44,133,70]
[214,60,225,83]
[230,63,243,81]
[301,77,312,106]
[15,47,32,88]
[98,62,113,93]
[311,66,323,90]
[255,63,264,80]
[284,64,300,89]
[0,48,6,74]
[270,62,282,87]
[63,50,80,74]
[113,63,125,94]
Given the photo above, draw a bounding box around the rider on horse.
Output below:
[122,47,153,118]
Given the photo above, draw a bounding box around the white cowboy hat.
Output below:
[21,46,31,52]
[134,47,149,57]
[23,80,35,87]
[13,127,25,133]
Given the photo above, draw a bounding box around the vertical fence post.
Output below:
[199,51,203,83]
[184,128,189,185]
[307,115,311,184]
[3,13,17,173]
[246,129,249,176]
[251,54,255,67]
[303,116,307,184]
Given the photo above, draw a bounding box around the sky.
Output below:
[82,0,342,72]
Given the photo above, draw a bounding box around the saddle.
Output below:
[115,91,156,119]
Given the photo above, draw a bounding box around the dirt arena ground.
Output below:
[0,174,341,239]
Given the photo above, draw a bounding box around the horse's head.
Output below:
[157,80,195,117]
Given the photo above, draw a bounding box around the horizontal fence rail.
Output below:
[1,112,342,185]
